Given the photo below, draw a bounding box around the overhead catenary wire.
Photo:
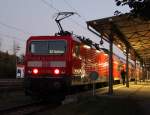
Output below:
[63,0,87,21]
[0,21,33,35]
[62,0,91,31]
[40,0,106,47]
[0,33,25,54]
[40,0,89,33]
[62,0,108,46]
[0,33,26,43]
[41,0,59,12]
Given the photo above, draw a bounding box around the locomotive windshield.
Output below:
[30,40,66,55]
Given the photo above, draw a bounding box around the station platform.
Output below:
[61,81,150,115]
[95,81,150,115]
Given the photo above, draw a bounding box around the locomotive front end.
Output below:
[24,36,72,96]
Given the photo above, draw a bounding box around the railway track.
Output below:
[0,100,60,115]
[0,79,23,85]
[0,79,24,91]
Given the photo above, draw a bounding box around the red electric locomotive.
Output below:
[24,12,139,98]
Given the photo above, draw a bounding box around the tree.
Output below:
[115,0,150,20]
[17,54,25,64]
[0,51,16,78]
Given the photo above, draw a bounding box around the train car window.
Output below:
[30,40,66,55]
[73,44,80,57]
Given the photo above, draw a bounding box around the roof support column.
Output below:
[134,59,137,84]
[141,62,144,81]
[126,46,129,87]
[143,64,146,82]
[108,32,113,95]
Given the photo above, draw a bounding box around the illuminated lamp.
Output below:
[117,44,121,48]
[32,68,38,74]
[100,38,104,45]
[104,53,108,56]
[54,68,60,75]
[96,50,100,53]
[83,45,90,49]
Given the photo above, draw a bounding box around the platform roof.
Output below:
[87,14,150,70]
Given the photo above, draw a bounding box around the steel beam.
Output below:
[108,32,113,95]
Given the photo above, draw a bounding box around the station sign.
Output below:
[89,71,99,80]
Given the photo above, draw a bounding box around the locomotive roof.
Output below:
[28,35,72,40]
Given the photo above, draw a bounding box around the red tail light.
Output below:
[32,68,38,74]
[54,68,60,75]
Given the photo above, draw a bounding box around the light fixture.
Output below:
[123,49,126,53]
[100,38,103,45]
[96,50,100,53]
[117,44,121,48]
[94,43,100,50]
[83,45,91,49]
